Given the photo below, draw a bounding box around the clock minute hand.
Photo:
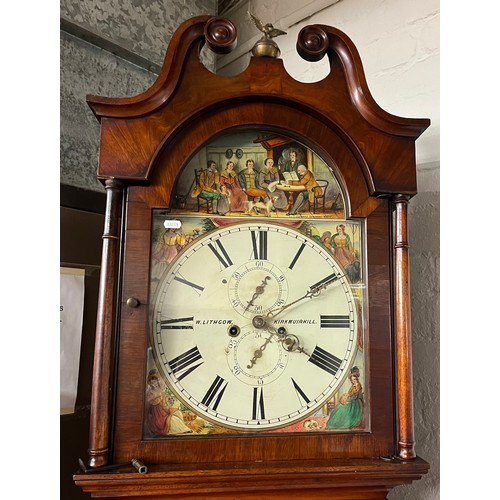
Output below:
[266,272,339,319]
[265,291,310,319]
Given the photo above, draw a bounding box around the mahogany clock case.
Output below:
[112,122,393,465]
[74,15,430,498]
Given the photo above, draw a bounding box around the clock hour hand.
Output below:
[244,276,271,312]
[281,333,309,357]
[275,326,309,357]
[247,324,309,369]
[266,272,339,319]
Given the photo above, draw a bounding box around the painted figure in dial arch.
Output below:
[197,160,220,202]
[238,159,268,201]
[258,157,287,210]
[282,149,301,175]
[219,160,248,212]
[286,164,321,215]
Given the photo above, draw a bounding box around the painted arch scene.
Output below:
[170,128,346,219]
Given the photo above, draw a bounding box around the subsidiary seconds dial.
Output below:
[151,221,359,430]
[228,260,288,318]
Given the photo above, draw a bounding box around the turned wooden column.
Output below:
[393,194,416,460]
[88,179,124,467]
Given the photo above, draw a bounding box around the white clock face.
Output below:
[151,221,358,430]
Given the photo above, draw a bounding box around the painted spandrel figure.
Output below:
[145,370,193,436]
[326,366,364,429]
[331,224,361,283]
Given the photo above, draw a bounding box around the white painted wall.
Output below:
[219,0,439,167]
[218,1,440,499]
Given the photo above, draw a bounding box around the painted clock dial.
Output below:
[150,220,359,431]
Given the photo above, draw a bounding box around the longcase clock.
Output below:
[74,16,431,499]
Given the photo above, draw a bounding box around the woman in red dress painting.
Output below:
[219,160,248,212]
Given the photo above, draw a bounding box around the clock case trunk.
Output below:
[74,16,430,499]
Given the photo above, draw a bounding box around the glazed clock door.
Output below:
[148,220,361,433]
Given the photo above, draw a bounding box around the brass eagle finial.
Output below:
[249,13,287,40]
[249,12,287,58]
